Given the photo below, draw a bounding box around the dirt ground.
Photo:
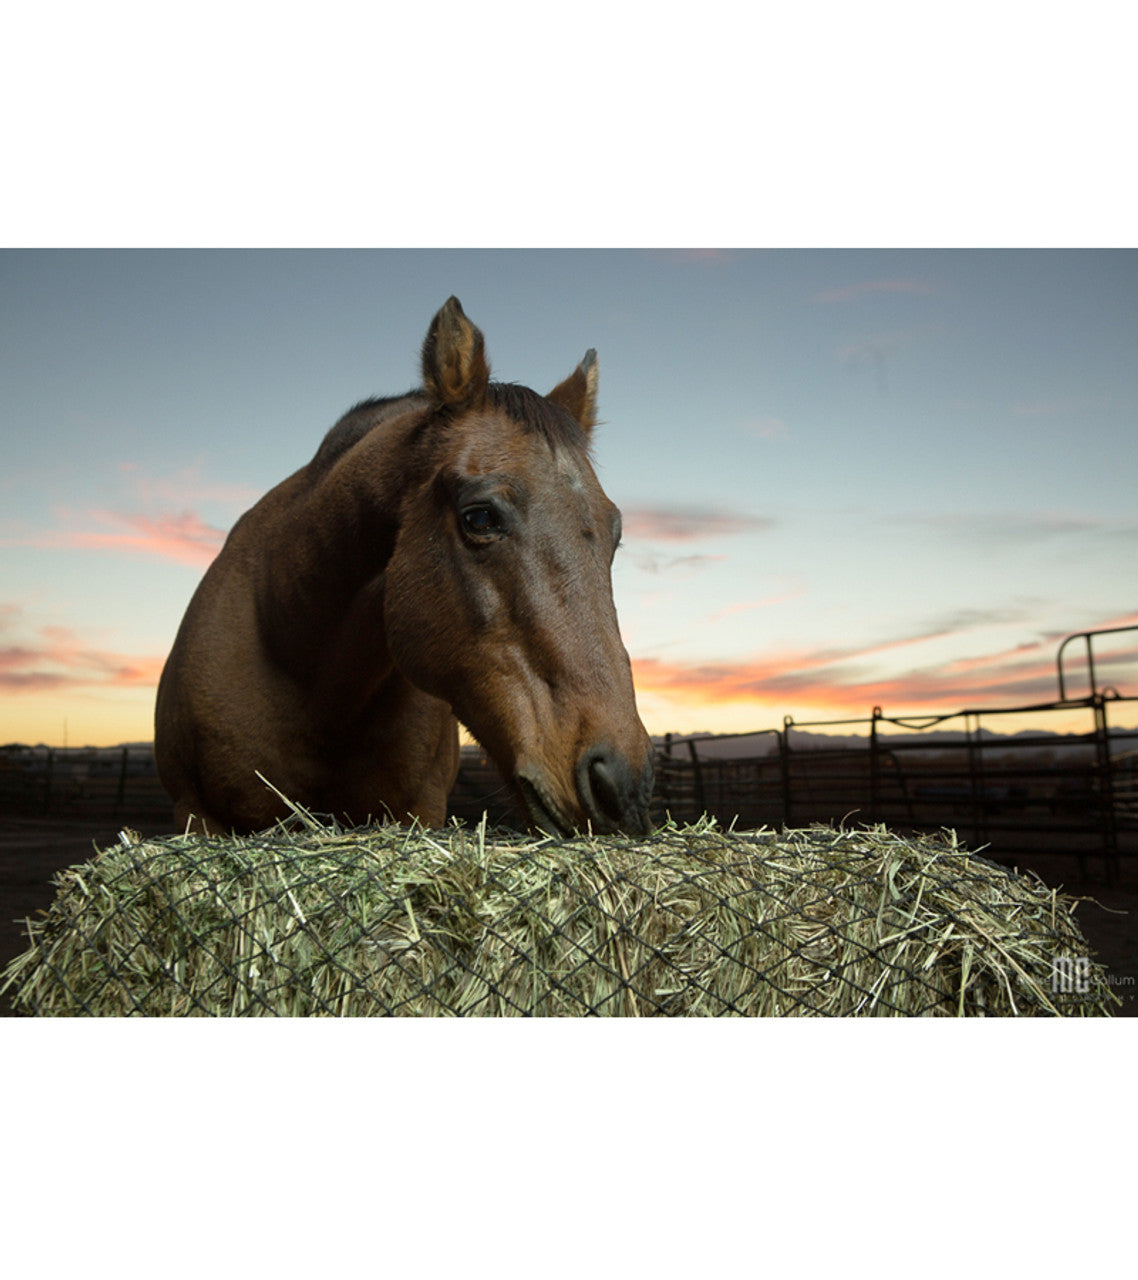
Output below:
[2,814,1135,1017]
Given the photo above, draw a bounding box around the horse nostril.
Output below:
[577,746,652,835]
[587,753,626,828]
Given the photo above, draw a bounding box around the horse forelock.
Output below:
[306,380,594,505]
[483,382,592,456]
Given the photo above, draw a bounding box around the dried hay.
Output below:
[1,817,1119,1016]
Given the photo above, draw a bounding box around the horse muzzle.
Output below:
[517,743,654,838]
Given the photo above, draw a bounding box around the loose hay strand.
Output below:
[1,821,1119,1017]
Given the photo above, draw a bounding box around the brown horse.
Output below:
[154,297,653,837]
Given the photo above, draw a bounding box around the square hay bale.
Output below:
[1,818,1119,1016]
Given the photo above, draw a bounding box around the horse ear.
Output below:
[421,296,490,409]
[547,349,599,435]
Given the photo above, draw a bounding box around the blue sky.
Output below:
[3,6,1136,749]
[3,248,1136,745]
[4,5,1134,1214]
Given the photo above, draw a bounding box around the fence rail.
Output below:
[4,706,1135,880]
[652,698,1138,883]
[650,624,1138,882]
[0,745,171,822]
[3,628,1135,880]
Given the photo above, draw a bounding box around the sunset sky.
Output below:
[6,8,1135,1243]
[3,248,1135,747]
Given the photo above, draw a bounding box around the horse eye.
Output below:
[461,505,502,538]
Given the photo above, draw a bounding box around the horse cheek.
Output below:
[383,544,464,704]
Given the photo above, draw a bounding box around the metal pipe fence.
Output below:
[0,744,171,822]
[651,627,1138,882]
[652,695,1138,883]
[3,627,1135,880]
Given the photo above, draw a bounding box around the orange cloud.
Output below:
[632,650,1064,718]
[630,619,1137,721]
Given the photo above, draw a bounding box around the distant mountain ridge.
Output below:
[653,726,1137,759]
[5,725,1136,762]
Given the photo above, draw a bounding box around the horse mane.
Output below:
[309,391,424,475]
[485,382,591,454]
[310,382,589,478]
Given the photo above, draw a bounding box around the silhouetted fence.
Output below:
[0,742,517,827]
[4,629,1135,879]
[652,696,1138,882]
[0,745,170,822]
[651,622,1138,883]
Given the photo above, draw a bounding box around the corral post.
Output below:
[43,747,54,815]
[965,713,986,850]
[1093,693,1119,885]
[687,738,707,818]
[870,707,882,823]
[656,734,673,816]
[780,718,793,828]
[116,746,129,815]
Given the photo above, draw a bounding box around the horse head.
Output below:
[383,297,654,836]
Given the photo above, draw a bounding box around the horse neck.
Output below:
[254,408,431,684]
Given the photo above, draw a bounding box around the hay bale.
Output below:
[1,818,1119,1016]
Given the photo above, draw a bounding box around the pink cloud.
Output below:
[814,278,935,303]
[72,510,225,567]
[1011,396,1106,420]
[623,507,775,542]
[747,417,788,440]
[1090,610,1138,632]
[709,584,805,621]
[1,460,255,570]
[634,553,725,577]
[0,608,166,695]
[943,642,1044,675]
[632,646,1063,718]
[117,461,261,510]
[648,249,734,263]
[6,510,226,568]
[631,613,1138,720]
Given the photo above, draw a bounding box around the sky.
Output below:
[2,248,1136,746]
[4,4,1134,1226]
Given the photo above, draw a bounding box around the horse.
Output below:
[154,296,654,838]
